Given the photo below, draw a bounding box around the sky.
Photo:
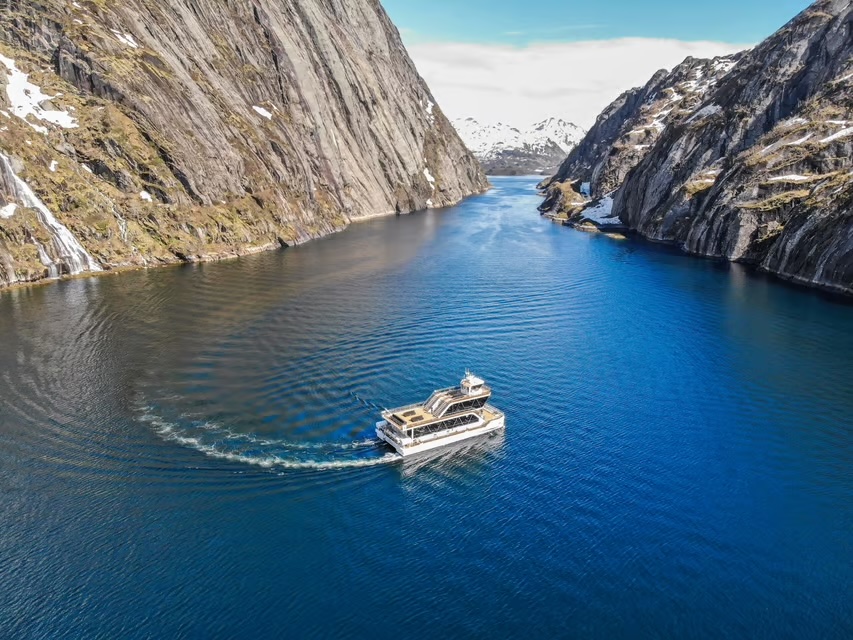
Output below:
[382,0,812,129]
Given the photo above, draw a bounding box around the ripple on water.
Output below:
[0,177,851,637]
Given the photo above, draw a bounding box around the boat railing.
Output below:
[385,386,494,421]
[433,387,493,417]
[411,416,489,445]
[433,397,456,416]
[424,386,459,412]
[484,404,505,419]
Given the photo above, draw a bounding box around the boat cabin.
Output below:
[382,372,492,441]
[377,371,505,456]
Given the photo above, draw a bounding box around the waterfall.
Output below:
[0,152,101,277]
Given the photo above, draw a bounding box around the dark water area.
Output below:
[0,177,851,638]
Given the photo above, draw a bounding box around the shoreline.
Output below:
[0,188,492,296]
[556,220,853,302]
[537,187,853,302]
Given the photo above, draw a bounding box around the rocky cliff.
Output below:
[542,0,853,296]
[538,54,740,213]
[0,0,488,288]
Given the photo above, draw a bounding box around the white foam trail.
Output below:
[138,410,400,470]
[179,444,400,470]
[187,418,380,450]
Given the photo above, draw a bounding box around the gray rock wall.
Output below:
[0,0,487,287]
[541,0,853,296]
[615,0,852,294]
[540,55,739,210]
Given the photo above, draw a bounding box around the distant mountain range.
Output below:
[453,117,585,176]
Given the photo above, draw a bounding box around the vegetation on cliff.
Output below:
[540,0,853,295]
[0,0,487,287]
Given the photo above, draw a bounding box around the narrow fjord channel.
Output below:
[1,177,850,638]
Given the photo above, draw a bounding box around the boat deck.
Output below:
[377,402,505,456]
[481,406,502,422]
[386,386,491,426]
[388,405,437,428]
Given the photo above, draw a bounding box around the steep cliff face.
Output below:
[539,54,740,213]
[542,0,853,295]
[615,0,852,294]
[0,0,488,287]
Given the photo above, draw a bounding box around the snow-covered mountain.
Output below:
[453,117,585,176]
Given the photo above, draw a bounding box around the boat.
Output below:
[376,372,505,457]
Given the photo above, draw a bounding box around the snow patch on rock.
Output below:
[423,167,435,190]
[820,127,853,143]
[713,58,738,75]
[580,196,620,224]
[0,54,78,133]
[768,174,812,182]
[111,30,139,49]
[687,104,722,124]
[252,106,273,120]
[779,117,809,129]
[785,133,813,146]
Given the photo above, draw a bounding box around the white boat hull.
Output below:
[376,414,505,457]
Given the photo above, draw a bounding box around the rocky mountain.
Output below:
[539,53,741,213]
[453,117,585,175]
[541,0,853,296]
[0,0,487,288]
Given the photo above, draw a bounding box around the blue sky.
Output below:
[383,0,811,46]
[384,1,813,128]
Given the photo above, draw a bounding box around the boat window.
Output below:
[411,413,479,437]
[444,396,488,414]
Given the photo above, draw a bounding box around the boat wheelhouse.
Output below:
[376,372,505,457]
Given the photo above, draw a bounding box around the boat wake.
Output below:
[136,406,400,471]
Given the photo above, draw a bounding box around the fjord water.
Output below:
[0,177,851,638]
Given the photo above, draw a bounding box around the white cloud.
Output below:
[406,38,749,129]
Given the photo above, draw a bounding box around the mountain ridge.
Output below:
[538,53,742,212]
[454,117,585,175]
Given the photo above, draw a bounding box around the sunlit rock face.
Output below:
[538,54,741,213]
[541,0,853,295]
[0,0,487,287]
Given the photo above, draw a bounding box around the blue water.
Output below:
[0,177,850,638]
